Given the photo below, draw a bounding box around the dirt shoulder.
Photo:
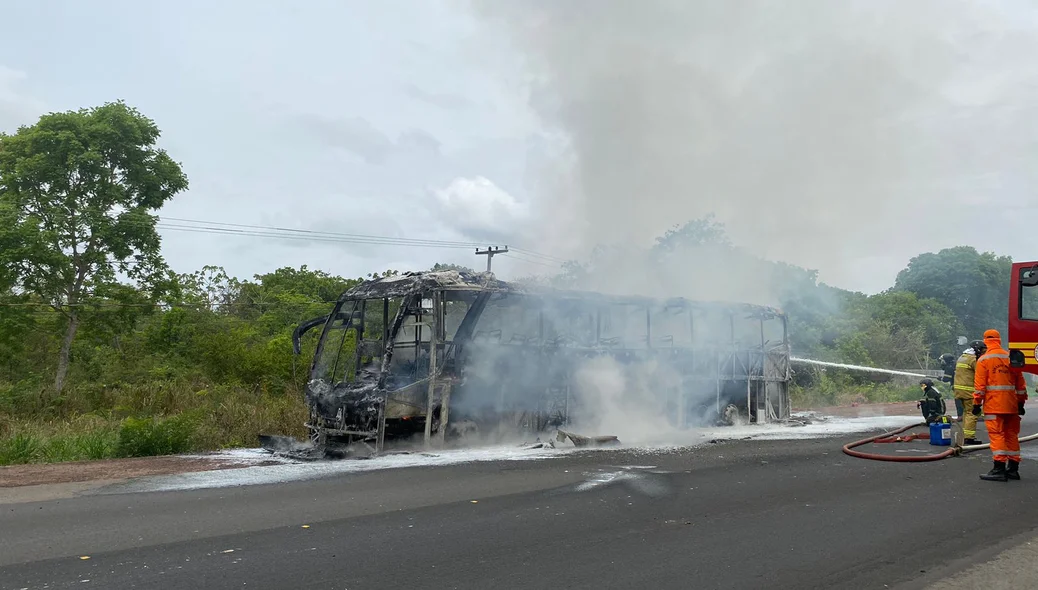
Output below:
[1,402,923,491]
[797,401,920,418]
[0,455,262,488]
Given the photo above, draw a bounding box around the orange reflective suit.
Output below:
[974,331,1028,463]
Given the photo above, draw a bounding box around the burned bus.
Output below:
[291,270,792,455]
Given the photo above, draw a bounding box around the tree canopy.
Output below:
[893,246,1012,340]
[0,102,1028,465]
[0,101,188,392]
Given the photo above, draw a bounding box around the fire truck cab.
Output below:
[1009,261,1038,375]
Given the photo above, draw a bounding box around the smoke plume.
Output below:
[451,1,1038,441]
[470,0,1038,293]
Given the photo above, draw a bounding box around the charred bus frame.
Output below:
[293,270,792,453]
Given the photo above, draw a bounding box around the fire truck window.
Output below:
[1022,282,1038,321]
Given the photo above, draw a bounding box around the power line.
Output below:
[509,247,567,264]
[4,212,575,277]
[4,209,572,262]
[158,216,483,247]
[156,216,569,263]
[0,300,340,309]
[156,224,479,250]
[501,252,562,269]
[155,220,573,271]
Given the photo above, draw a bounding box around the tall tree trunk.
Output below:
[55,312,80,394]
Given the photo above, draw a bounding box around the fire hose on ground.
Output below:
[843,422,1038,462]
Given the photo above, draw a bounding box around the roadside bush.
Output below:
[42,436,79,463]
[116,414,199,458]
[0,384,307,465]
[193,390,307,449]
[0,433,42,465]
[77,430,118,460]
[791,373,921,408]
[0,380,47,416]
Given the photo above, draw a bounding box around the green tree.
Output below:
[651,214,731,253]
[893,246,1012,339]
[0,288,36,382]
[245,265,355,305]
[856,291,962,355]
[178,265,239,312]
[366,269,399,280]
[431,262,475,273]
[0,101,188,393]
[837,291,962,368]
[233,265,359,333]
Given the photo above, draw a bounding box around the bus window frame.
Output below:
[1020,267,1038,321]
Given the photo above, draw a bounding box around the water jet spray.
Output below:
[791,357,930,379]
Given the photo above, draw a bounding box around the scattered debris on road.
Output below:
[556,430,621,448]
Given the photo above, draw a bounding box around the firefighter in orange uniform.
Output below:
[973,329,1028,481]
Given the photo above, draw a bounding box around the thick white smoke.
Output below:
[446,1,1038,442]
[470,0,1038,293]
[567,355,715,446]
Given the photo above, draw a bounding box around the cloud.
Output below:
[294,114,441,164]
[0,66,27,103]
[0,65,45,132]
[403,83,474,111]
[297,115,395,164]
[470,0,1038,291]
[398,128,442,154]
[431,176,530,242]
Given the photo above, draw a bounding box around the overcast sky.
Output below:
[3,0,1037,294]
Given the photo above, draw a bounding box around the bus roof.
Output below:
[339,270,785,319]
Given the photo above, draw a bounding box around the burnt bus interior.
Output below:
[294,271,792,452]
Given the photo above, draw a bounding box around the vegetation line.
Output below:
[1,102,1024,465]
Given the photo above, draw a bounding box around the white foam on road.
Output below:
[109,445,565,493]
[182,447,298,465]
[712,414,922,441]
[570,413,923,451]
[574,465,671,497]
[103,414,924,494]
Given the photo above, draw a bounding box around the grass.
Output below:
[0,433,42,465]
[3,371,926,466]
[116,414,199,458]
[0,382,308,466]
[790,377,921,409]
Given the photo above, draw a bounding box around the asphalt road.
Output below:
[2,425,1038,590]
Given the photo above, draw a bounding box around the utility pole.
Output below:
[475,246,508,272]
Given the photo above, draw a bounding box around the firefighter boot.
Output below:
[963,438,984,446]
[1006,461,1021,481]
[980,461,1008,482]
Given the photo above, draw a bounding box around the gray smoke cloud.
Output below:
[445,0,1038,439]
[470,0,1038,293]
[441,291,786,443]
[299,1,1038,447]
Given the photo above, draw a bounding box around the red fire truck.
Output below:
[1008,261,1038,375]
